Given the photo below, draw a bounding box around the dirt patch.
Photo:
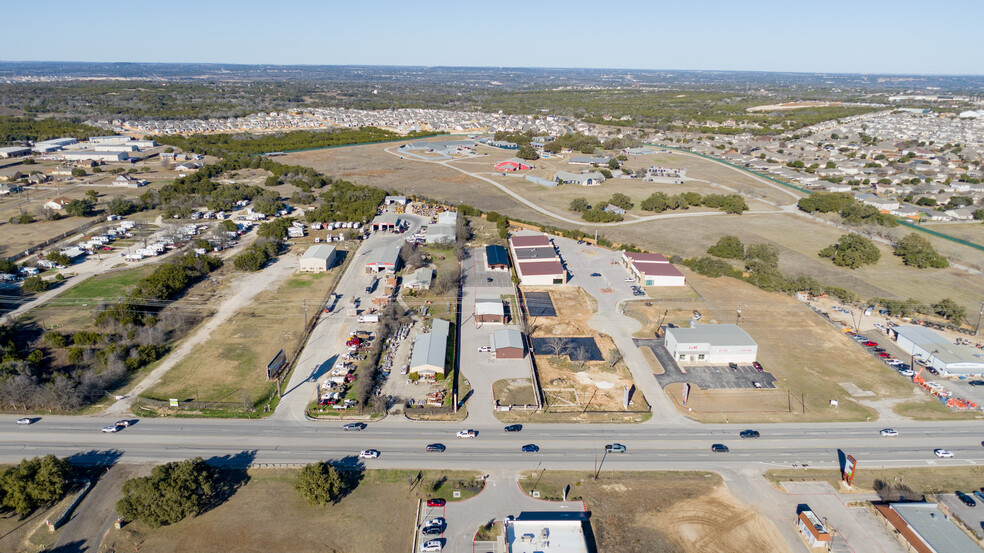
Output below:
[655,485,791,553]
[493,378,537,406]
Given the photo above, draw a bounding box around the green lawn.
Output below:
[58,266,155,303]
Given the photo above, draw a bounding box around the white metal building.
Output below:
[409,319,450,377]
[505,512,590,553]
[59,150,128,162]
[0,146,31,158]
[664,324,758,365]
[298,244,337,272]
[622,251,686,286]
[890,325,984,376]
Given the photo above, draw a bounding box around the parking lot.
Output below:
[637,338,778,390]
[940,493,984,539]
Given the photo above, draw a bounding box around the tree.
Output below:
[46,251,72,266]
[21,276,48,294]
[64,199,94,218]
[116,458,214,528]
[71,167,86,178]
[0,259,16,275]
[825,161,836,169]
[85,189,98,200]
[219,219,238,233]
[932,298,966,322]
[915,197,937,206]
[819,233,880,269]
[607,192,633,210]
[640,192,670,212]
[516,145,539,161]
[974,209,984,221]
[893,233,948,269]
[607,158,620,170]
[568,197,590,213]
[0,455,72,516]
[294,461,344,505]
[108,197,138,216]
[707,235,745,259]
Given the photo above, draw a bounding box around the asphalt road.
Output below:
[5,416,983,471]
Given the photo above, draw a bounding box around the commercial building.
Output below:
[485,245,510,271]
[365,243,401,273]
[874,502,982,553]
[90,135,132,145]
[0,146,31,158]
[664,324,758,365]
[622,251,686,286]
[59,150,129,162]
[32,138,77,153]
[795,507,832,551]
[495,157,534,172]
[890,326,984,376]
[490,328,525,359]
[509,233,565,286]
[426,211,457,244]
[409,319,450,378]
[504,512,590,553]
[298,244,337,272]
[384,195,408,205]
[555,170,604,186]
[476,297,506,324]
[370,214,401,231]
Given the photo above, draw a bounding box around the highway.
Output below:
[5,416,983,471]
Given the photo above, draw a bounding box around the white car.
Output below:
[359,449,380,459]
[624,277,635,282]
[423,517,445,528]
[456,430,477,438]
[934,449,954,458]
[101,425,121,433]
[115,420,131,427]
[16,417,33,425]
[477,346,492,353]
[421,540,443,552]
[880,429,898,437]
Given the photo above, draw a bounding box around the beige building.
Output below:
[298,244,336,272]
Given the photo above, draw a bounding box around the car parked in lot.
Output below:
[343,422,366,431]
[974,490,984,503]
[101,425,121,433]
[423,517,445,528]
[590,272,601,277]
[605,443,627,453]
[631,286,645,296]
[871,347,886,353]
[624,277,635,282]
[426,498,446,507]
[863,341,878,347]
[420,539,443,552]
[522,444,539,453]
[16,417,33,425]
[957,491,977,507]
[359,449,380,459]
[752,362,764,372]
[425,443,446,453]
[739,430,760,439]
[456,429,477,438]
[422,526,443,535]
[729,362,739,371]
[504,424,523,432]
[880,428,898,437]
[711,444,729,453]
[877,352,891,358]
[934,449,954,458]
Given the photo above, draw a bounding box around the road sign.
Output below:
[682,383,691,406]
[266,349,287,380]
[843,455,857,486]
[169,398,179,408]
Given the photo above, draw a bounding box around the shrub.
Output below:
[116,457,214,528]
[707,235,745,259]
[294,461,344,506]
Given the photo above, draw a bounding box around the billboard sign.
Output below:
[169,398,179,408]
[682,383,691,406]
[266,349,287,379]
[843,455,857,486]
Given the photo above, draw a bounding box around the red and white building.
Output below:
[509,233,566,286]
[494,157,534,172]
[621,251,686,287]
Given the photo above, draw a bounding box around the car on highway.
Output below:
[420,539,443,552]
[880,429,899,437]
[711,444,729,453]
[605,443,627,453]
[752,361,764,372]
[504,424,523,432]
[456,429,477,438]
[521,444,540,453]
[423,517,445,528]
[101,425,121,433]
[16,417,33,425]
[343,423,366,431]
[425,443,446,453]
[739,430,760,439]
[426,498,446,507]
[116,420,132,428]
[956,491,977,507]
[590,272,601,277]
[359,449,380,459]
[934,449,954,458]
[422,526,443,535]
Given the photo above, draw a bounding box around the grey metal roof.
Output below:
[513,247,556,260]
[410,319,450,372]
[365,243,401,267]
[491,328,524,350]
[476,299,505,317]
[666,324,757,347]
[301,244,335,261]
[894,326,984,367]
[890,503,983,553]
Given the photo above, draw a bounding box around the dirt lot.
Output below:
[767,465,984,496]
[0,494,68,553]
[520,471,789,553]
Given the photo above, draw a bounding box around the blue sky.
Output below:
[2,0,981,75]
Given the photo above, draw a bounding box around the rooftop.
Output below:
[894,326,984,367]
[486,245,509,266]
[510,233,552,248]
[491,328,524,350]
[514,247,557,260]
[666,324,757,347]
[506,512,589,553]
[301,244,335,261]
[517,260,564,276]
[882,502,983,553]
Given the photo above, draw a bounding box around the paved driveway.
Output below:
[636,338,778,390]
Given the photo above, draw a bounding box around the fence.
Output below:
[6,219,100,262]
[514,287,544,410]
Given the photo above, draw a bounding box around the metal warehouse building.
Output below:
[890,325,984,376]
[298,244,336,272]
[664,324,758,365]
[485,245,509,271]
[365,244,401,273]
[509,233,566,286]
[476,297,506,324]
[622,251,686,287]
[409,319,450,378]
[490,328,525,359]
[59,150,129,162]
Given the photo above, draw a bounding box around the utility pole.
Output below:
[976,302,984,336]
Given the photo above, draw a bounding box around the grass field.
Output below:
[143,268,342,410]
[519,470,790,553]
[766,466,984,495]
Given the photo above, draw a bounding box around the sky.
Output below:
[1,0,982,75]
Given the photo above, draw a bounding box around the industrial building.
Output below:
[622,251,686,286]
[664,324,758,365]
[890,326,984,376]
[365,244,401,273]
[409,319,450,378]
[509,233,565,286]
[59,150,129,162]
[504,512,590,553]
[476,297,506,324]
[426,211,457,244]
[0,146,31,158]
[32,138,77,153]
[485,245,510,271]
[490,328,525,359]
[555,170,605,186]
[298,244,337,272]
[874,502,982,553]
[370,213,401,231]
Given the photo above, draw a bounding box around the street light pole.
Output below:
[975,302,984,336]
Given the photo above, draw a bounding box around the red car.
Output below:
[862,341,878,347]
[752,362,764,372]
[426,498,446,507]
[877,352,891,358]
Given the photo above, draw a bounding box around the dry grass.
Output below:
[519,470,789,553]
[766,466,984,495]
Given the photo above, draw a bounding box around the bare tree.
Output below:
[571,346,590,369]
[543,336,569,358]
